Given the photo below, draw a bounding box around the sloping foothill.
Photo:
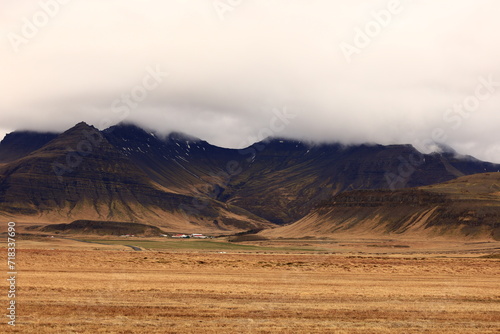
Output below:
[39,220,165,237]
[260,173,500,241]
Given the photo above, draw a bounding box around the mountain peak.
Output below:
[428,142,457,155]
[69,121,97,132]
[166,131,203,143]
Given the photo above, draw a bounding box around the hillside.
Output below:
[261,173,500,240]
[0,131,58,163]
[0,123,272,233]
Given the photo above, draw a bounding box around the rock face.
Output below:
[1,122,499,234]
[261,173,500,240]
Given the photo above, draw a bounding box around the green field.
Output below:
[78,238,321,252]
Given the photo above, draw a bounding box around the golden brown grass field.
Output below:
[1,235,500,333]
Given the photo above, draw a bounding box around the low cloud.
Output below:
[1,0,500,162]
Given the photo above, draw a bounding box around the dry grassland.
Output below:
[1,246,499,334]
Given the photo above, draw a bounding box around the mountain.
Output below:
[100,125,500,225]
[1,122,499,234]
[218,140,500,224]
[0,123,272,233]
[260,173,500,240]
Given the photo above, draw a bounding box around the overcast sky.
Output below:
[1,0,500,162]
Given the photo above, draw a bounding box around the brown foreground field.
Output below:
[1,238,500,333]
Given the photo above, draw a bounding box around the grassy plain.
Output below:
[1,236,499,333]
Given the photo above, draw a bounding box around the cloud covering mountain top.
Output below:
[1,0,500,162]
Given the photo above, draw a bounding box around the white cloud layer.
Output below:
[1,0,500,162]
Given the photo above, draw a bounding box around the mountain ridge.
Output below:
[1,121,500,236]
